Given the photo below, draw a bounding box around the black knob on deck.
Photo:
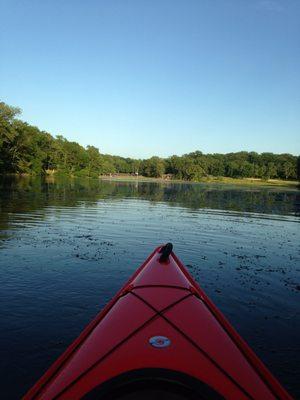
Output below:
[159,243,173,262]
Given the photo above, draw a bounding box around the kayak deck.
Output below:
[23,245,292,400]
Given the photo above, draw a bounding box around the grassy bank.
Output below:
[100,174,299,188]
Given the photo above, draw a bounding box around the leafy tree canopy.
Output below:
[0,101,298,181]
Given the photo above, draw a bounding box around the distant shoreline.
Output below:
[1,173,298,188]
[99,174,299,188]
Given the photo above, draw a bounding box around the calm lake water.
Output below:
[0,176,299,399]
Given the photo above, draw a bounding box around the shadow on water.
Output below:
[0,176,299,398]
[1,175,299,225]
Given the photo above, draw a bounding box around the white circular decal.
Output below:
[149,336,171,348]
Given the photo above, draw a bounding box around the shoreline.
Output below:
[1,173,299,188]
[99,175,299,188]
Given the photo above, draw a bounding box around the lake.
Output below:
[0,176,299,399]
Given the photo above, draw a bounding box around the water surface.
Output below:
[0,176,299,398]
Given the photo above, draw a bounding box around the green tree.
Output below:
[141,157,165,178]
[86,145,102,176]
[281,161,296,180]
[0,102,21,172]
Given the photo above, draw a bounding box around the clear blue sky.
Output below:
[1,0,299,158]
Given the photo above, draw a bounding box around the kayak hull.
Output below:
[23,245,292,400]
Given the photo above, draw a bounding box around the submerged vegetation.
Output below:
[1,101,299,182]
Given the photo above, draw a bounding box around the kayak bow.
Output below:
[23,244,292,400]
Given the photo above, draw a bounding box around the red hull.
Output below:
[23,245,292,399]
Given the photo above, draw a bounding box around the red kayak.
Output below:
[24,244,292,399]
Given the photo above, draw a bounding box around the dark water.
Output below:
[0,176,299,399]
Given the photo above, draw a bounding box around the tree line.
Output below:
[1,101,299,181]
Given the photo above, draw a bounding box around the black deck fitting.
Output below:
[159,243,173,262]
